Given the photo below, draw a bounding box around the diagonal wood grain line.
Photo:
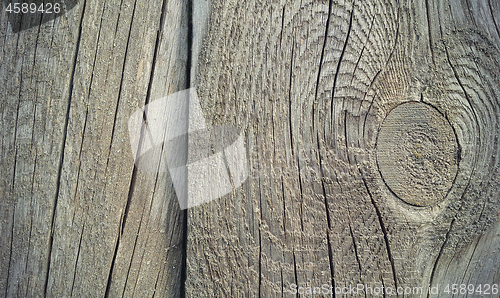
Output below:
[43,1,87,296]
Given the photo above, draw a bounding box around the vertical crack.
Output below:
[103,234,119,298]
[361,70,380,140]
[350,14,375,86]
[107,0,139,158]
[281,177,286,239]
[257,177,264,297]
[180,0,193,296]
[120,166,137,237]
[296,160,305,232]
[118,0,166,236]
[11,39,23,192]
[288,39,294,156]
[292,249,299,298]
[151,264,163,298]
[145,0,168,106]
[330,4,354,118]
[43,1,86,296]
[288,37,305,232]
[120,217,143,298]
[426,219,454,298]
[349,225,362,272]
[130,171,163,297]
[280,267,284,298]
[361,177,398,295]
[426,166,476,296]
[380,278,386,298]
[460,234,482,284]
[326,232,335,298]
[316,131,331,229]
[70,224,85,297]
[344,110,350,164]
[425,0,435,64]
[312,0,333,130]
[258,223,262,298]
[279,5,286,46]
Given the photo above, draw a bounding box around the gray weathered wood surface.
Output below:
[1,0,188,297]
[1,0,499,297]
[188,0,500,296]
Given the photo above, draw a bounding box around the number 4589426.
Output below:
[5,3,61,14]
[443,284,498,295]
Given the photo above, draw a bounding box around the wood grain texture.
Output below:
[0,0,188,297]
[187,0,500,296]
[1,0,500,297]
[376,102,459,207]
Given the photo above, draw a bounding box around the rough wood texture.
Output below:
[1,0,188,297]
[187,0,500,296]
[2,0,500,297]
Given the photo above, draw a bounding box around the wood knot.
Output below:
[376,102,459,206]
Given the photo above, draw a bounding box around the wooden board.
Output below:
[186,0,500,296]
[0,0,188,297]
[1,0,500,297]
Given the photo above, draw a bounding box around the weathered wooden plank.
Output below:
[187,0,500,296]
[1,2,85,297]
[1,0,188,296]
[104,0,191,295]
[2,0,499,296]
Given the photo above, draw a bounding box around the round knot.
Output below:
[376,102,459,206]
